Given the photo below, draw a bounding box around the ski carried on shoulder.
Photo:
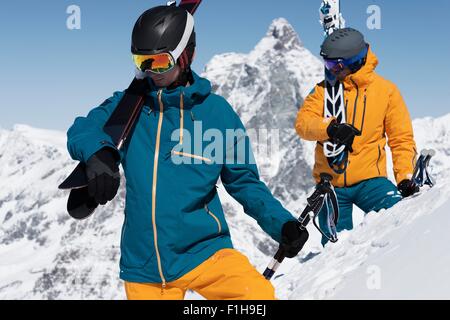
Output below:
[59,78,149,191]
[320,0,349,174]
[178,0,202,14]
[59,77,149,220]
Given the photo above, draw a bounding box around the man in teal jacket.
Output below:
[67,5,308,300]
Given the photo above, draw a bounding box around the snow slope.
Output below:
[276,183,450,300]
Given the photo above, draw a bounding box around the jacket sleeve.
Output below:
[220,106,297,244]
[295,83,334,141]
[385,84,417,184]
[67,91,125,163]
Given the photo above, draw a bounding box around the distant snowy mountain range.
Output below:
[1,18,449,300]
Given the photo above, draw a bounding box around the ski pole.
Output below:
[263,174,334,280]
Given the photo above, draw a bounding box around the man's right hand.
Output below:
[86,148,121,205]
[327,120,362,153]
[280,221,309,258]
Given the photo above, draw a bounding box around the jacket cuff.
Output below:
[81,138,117,164]
[272,213,298,244]
[318,118,335,141]
[396,172,414,185]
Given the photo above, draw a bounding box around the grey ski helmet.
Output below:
[320,28,368,60]
[131,4,196,70]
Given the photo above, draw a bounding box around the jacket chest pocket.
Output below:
[171,151,213,164]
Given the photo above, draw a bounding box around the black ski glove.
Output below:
[86,147,121,205]
[397,179,419,198]
[327,120,361,153]
[280,221,309,258]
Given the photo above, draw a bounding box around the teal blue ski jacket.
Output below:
[67,72,296,284]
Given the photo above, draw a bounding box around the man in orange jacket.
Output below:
[296,28,419,245]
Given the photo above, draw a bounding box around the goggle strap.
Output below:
[171,12,194,61]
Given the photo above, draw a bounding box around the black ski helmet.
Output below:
[131,4,196,70]
[320,28,367,60]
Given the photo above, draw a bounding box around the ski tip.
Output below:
[428,149,436,157]
[67,189,99,220]
[420,149,436,157]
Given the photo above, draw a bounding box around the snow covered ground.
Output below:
[275,183,450,300]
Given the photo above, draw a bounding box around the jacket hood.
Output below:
[343,46,378,88]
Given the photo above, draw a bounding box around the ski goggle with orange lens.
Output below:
[132,53,176,74]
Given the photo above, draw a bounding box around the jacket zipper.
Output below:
[344,164,348,187]
[179,92,184,145]
[121,214,127,244]
[350,78,359,127]
[345,99,349,120]
[153,90,166,291]
[376,145,381,175]
[360,93,367,134]
[204,204,222,233]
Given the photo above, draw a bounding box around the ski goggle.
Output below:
[324,46,369,74]
[132,53,176,74]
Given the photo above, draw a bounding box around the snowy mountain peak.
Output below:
[265,18,303,49]
[250,18,304,62]
[203,17,323,104]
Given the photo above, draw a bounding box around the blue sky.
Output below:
[1,0,449,131]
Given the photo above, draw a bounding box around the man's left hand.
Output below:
[398,179,419,198]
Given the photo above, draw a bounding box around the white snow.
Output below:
[274,183,450,300]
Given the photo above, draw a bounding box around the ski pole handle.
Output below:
[263,210,311,281]
[320,173,333,184]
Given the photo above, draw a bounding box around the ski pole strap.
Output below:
[327,150,349,174]
[310,173,339,243]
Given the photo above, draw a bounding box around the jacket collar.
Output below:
[343,46,378,89]
[147,71,211,110]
